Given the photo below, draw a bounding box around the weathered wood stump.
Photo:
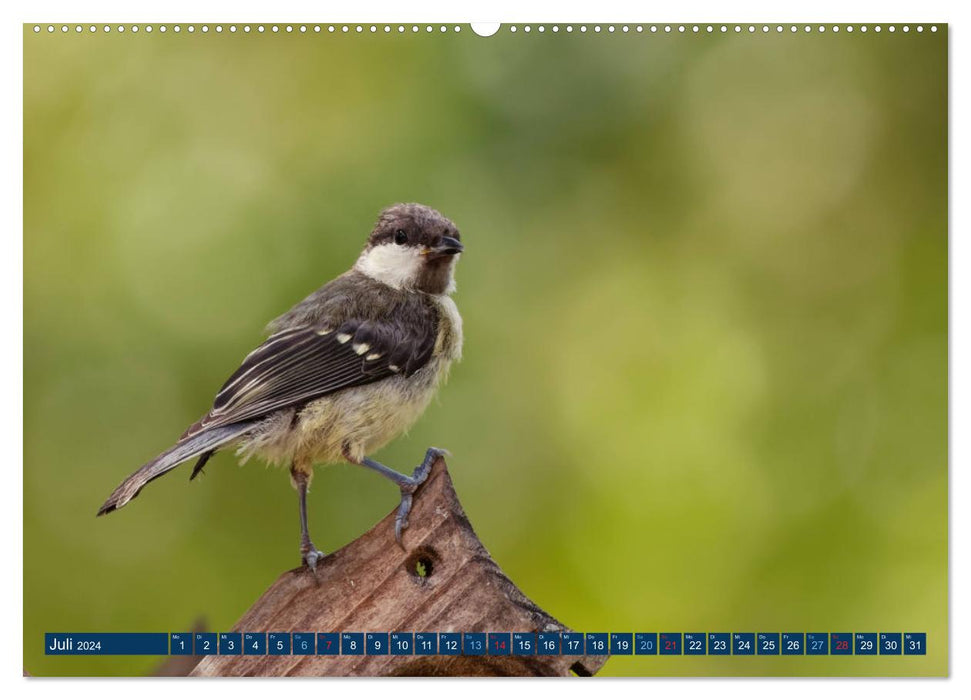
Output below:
[191,456,607,676]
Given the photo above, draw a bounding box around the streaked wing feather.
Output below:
[186,318,435,437]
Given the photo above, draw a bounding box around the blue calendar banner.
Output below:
[708,633,730,655]
[489,632,511,655]
[782,633,804,655]
[904,633,926,655]
[538,632,560,655]
[243,632,266,655]
[879,633,902,655]
[463,632,486,655]
[195,632,217,655]
[439,632,462,655]
[561,632,584,655]
[855,633,877,656]
[170,633,193,656]
[513,632,535,655]
[317,632,339,655]
[366,632,388,655]
[635,633,658,655]
[585,633,609,655]
[758,633,780,655]
[218,632,241,655]
[340,632,363,656]
[683,633,705,655]
[268,633,291,655]
[44,629,931,657]
[610,632,633,655]
[415,632,437,655]
[807,633,828,655]
[831,633,852,656]
[660,633,682,655]
[44,633,169,656]
[733,633,754,655]
[292,633,315,655]
[391,632,413,655]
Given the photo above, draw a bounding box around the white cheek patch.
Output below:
[354,243,425,290]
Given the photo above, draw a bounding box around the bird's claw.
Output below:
[394,446,448,548]
[413,447,448,487]
[395,494,412,546]
[302,547,326,572]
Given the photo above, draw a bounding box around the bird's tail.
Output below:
[97,422,255,516]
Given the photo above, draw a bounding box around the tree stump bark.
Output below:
[190,456,608,677]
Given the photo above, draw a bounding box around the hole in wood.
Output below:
[405,546,439,583]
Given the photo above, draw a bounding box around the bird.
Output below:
[97,203,464,571]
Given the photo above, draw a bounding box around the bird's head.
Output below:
[355,203,464,295]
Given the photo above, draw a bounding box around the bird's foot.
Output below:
[394,447,448,547]
[301,543,326,572]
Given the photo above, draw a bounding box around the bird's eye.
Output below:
[394,229,408,245]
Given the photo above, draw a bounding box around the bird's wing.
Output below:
[183,315,437,438]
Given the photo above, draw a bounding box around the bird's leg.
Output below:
[347,446,448,547]
[290,465,325,571]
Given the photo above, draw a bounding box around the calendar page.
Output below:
[22,18,948,679]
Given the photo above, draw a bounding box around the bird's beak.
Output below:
[425,236,464,258]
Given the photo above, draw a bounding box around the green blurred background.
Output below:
[24,25,947,676]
